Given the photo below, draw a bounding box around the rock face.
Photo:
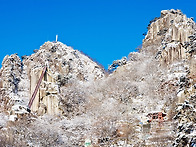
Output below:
[29,67,59,114]
[143,9,196,64]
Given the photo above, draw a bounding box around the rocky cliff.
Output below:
[0,9,195,147]
[143,9,196,64]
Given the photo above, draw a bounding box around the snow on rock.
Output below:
[0,41,105,117]
[143,9,196,64]
[0,9,195,147]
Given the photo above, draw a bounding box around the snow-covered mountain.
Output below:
[0,9,195,146]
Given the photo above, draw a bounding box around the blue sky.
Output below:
[0,0,196,69]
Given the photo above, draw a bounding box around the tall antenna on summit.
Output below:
[56,35,58,42]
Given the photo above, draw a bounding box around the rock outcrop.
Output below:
[0,54,26,113]
[0,54,22,94]
[143,9,196,64]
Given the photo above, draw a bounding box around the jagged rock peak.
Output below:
[143,9,195,48]
[1,54,21,68]
[142,9,196,64]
